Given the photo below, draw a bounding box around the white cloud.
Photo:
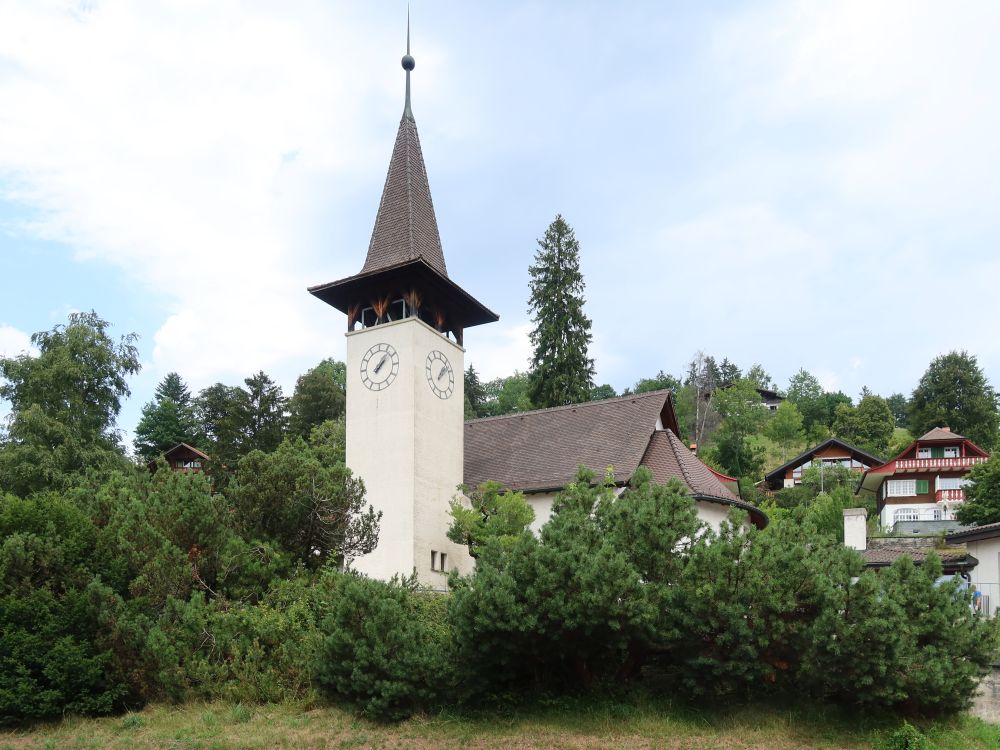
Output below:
[465,321,532,382]
[0,324,34,359]
[0,1,418,391]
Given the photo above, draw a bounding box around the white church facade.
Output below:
[309,34,766,586]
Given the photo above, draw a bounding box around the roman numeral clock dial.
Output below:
[425,350,455,399]
[360,343,399,391]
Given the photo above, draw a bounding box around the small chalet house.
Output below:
[856,427,990,530]
[763,437,883,492]
[149,443,210,474]
[464,389,768,534]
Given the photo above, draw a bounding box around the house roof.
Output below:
[947,521,1000,543]
[918,427,966,442]
[861,545,976,571]
[464,390,679,493]
[463,390,767,528]
[162,443,210,461]
[763,438,884,489]
[640,430,768,528]
[855,426,991,496]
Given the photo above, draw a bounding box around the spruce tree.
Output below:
[133,372,199,459]
[526,215,595,408]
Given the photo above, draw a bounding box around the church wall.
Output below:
[524,491,750,536]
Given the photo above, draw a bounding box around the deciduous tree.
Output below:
[955,455,1000,526]
[831,388,894,458]
[909,350,999,449]
[0,311,139,495]
[767,400,805,461]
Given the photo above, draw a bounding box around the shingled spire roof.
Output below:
[360,13,447,277]
[361,109,448,277]
[308,17,497,332]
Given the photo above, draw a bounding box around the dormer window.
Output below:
[917,446,960,459]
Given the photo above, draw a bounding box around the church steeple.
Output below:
[361,19,448,279]
[309,16,497,344]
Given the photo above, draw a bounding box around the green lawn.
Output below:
[2,698,997,750]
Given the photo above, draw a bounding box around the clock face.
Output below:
[360,343,399,391]
[425,350,455,399]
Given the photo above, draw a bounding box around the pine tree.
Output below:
[527,215,595,408]
[133,372,199,459]
[288,359,346,438]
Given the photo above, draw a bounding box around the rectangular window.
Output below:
[916,479,930,495]
[938,477,965,490]
[944,447,959,458]
[430,551,438,571]
[440,553,448,572]
[918,448,931,459]
[887,479,917,497]
[893,508,920,523]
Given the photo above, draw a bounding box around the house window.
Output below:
[893,508,920,523]
[933,508,942,520]
[918,448,930,459]
[440,553,448,572]
[887,479,917,497]
[944,447,959,458]
[938,477,969,491]
[431,551,438,571]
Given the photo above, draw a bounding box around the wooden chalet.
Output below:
[856,427,990,530]
[763,437,884,491]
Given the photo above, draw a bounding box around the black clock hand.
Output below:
[438,365,448,381]
[373,354,388,374]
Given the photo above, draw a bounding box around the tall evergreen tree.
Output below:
[527,215,595,408]
[288,359,346,438]
[240,371,287,454]
[193,382,244,466]
[133,372,199,459]
[909,351,999,448]
[464,365,487,419]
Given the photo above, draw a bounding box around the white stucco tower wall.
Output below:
[346,316,473,587]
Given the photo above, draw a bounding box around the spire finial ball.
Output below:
[402,54,415,71]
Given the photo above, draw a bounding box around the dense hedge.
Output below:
[2,467,997,724]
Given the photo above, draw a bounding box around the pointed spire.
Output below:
[402,6,415,120]
[359,9,447,277]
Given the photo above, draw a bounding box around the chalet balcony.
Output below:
[936,488,966,502]
[894,457,987,471]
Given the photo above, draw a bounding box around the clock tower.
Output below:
[308,23,497,586]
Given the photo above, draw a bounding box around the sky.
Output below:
[2,0,1000,441]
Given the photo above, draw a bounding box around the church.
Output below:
[309,32,767,587]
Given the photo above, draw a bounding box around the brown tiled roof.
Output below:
[361,113,447,278]
[640,430,740,503]
[861,545,970,566]
[639,430,767,527]
[918,427,966,442]
[947,521,1000,542]
[464,390,677,493]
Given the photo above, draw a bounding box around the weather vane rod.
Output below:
[402,5,415,120]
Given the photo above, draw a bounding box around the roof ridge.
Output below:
[465,388,673,425]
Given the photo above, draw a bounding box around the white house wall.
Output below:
[965,537,1000,617]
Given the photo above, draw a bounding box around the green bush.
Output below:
[314,573,454,721]
[0,494,127,723]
